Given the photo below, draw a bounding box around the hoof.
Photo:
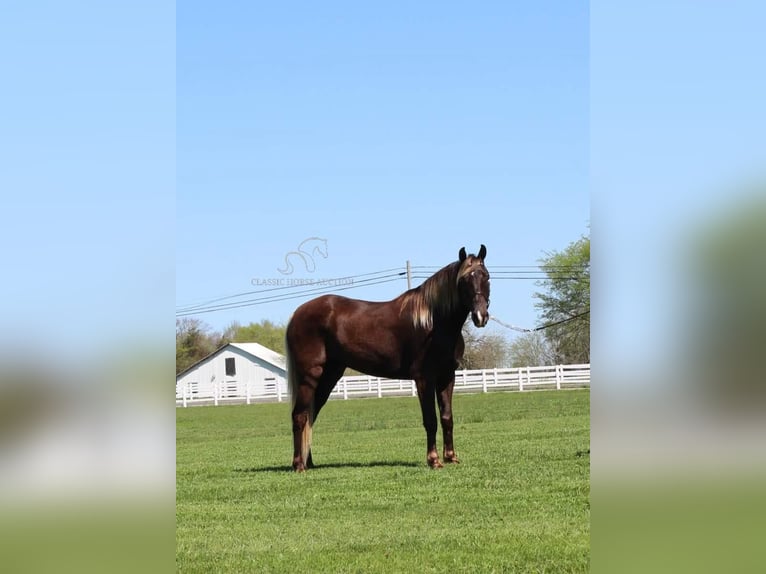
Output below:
[427,458,444,469]
[444,451,460,464]
[292,460,306,472]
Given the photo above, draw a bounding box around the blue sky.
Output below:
[5,2,761,360]
[1,1,175,354]
[177,1,589,336]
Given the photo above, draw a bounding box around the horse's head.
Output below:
[457,244,490,327]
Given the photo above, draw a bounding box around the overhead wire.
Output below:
[176,263,589,318]
[177,267,405,313]
[176,274,404,316]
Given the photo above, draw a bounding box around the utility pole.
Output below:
[406,260,412,290]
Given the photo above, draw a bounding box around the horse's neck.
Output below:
[427,285,469,332]
[437,306,470,332]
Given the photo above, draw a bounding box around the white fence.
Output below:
[176,364,589,407]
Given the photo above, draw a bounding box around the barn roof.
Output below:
[229,342,286,370]
[176,341,286,380]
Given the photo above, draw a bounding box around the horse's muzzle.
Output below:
[471,310,489,328]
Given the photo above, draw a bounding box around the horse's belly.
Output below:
[334,331,408,379]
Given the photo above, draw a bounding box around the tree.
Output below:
[508,331,557,367]
[223,319,358,375]
[460,325,511,369]
[176,318,218,374]
[227,319,287,355]
[534,233,590,364]
[175,318,288,375]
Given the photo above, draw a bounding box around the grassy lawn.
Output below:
[177,389,590,573]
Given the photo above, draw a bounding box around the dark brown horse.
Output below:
[286,245,490,471]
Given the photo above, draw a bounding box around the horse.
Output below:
[286,245,490,471]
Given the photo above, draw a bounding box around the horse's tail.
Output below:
[286,328,313,465]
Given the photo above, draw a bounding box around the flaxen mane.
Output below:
[399,259,476,330]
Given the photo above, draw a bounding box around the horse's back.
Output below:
[289,294,396,328]
[287,294,410,377]
[287,294,361,345]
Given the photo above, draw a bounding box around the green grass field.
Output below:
[177,389,590,573]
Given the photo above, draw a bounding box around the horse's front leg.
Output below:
[415,378,442,468]
[437,377,460,464]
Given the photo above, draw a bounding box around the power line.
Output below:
[412,263,590,273]
[178,263,587,310]
[410,275,584,281]
[410,264,589,282]
[176,275,404,316]
[177,262,589,318]
[177,267,405,313]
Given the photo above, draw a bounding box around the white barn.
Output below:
[176,342,288,406]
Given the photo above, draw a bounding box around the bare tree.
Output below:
[460,326,510,369]
[175,318,219,374]
[508,331,557,367]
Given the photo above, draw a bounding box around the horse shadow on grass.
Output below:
[234,460,421,474]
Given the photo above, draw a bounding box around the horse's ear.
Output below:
[459,247,467,261]
[478,244,487,260]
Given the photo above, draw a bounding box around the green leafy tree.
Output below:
[534,233,590,364]
[228,319,287,356]
[226,319,362,374]
[176,318,289,375]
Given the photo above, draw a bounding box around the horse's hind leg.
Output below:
[305,362,345,468]
[291,382,316,472]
